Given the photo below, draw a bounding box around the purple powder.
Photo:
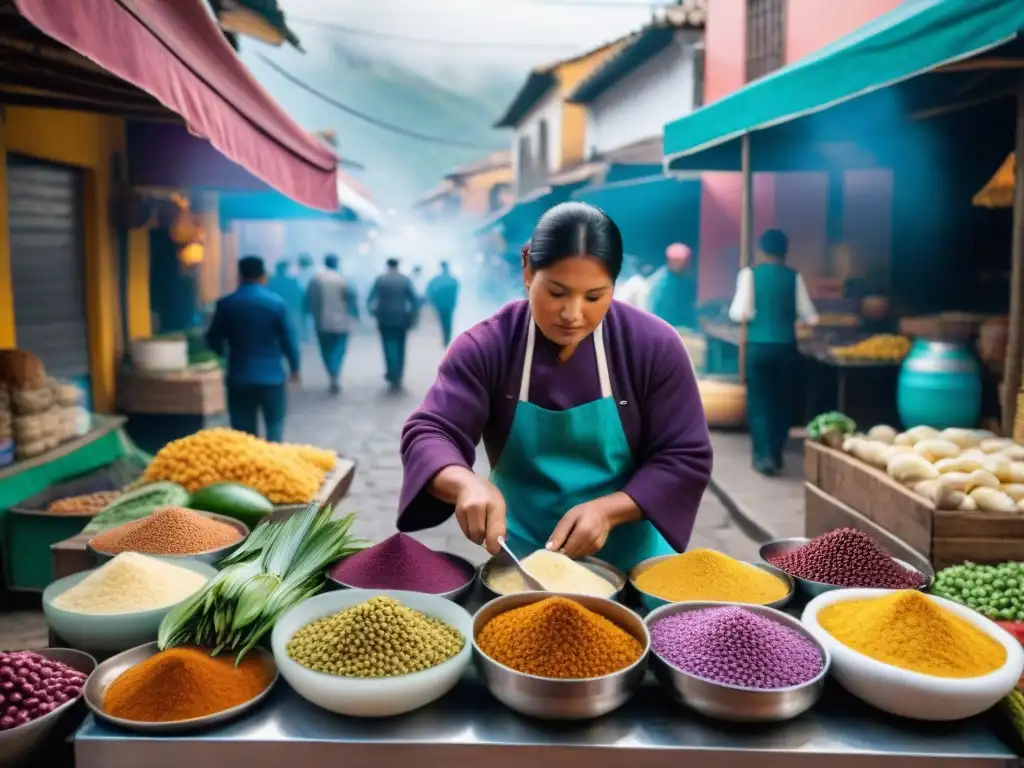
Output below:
[650,606,822,689]
[328,533,474,594]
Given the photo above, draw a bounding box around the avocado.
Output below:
[188,482,274,527]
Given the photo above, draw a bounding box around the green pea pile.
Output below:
[932,561,1024,622]
[286,596,465,678]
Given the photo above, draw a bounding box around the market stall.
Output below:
[3,490,1022,768]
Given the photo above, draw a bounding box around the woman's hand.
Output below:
[431,465,507,554]
[547,492,642,559]
[455,477,507,554]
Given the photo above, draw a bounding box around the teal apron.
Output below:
[490,318,675,572]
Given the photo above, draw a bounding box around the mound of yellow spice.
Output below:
[143,428,336,504]
[818,590,1007,678]
[633,549,789,604]
[476,597,643,679]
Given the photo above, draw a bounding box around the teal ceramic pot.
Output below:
[897,339,982,429]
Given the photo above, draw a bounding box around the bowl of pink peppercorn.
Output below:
[0,648,95,767]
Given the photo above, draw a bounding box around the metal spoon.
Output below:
[497,536,547,591]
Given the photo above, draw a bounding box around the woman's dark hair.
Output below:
[522,202,624,281]
[758,228,789,260]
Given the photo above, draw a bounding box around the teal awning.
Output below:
[572,174,701,262]
[219,192,357,223]
[474,183,581,245]
[664,0,1024,170]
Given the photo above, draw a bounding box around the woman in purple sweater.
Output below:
[399,203,712,571]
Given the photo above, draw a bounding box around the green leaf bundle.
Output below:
[158,503,365,664]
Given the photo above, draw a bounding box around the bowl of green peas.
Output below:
[932,562,1024,623]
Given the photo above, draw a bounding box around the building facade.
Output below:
[578,25,703,159]
[697,0,902,301]
[496,42,625,198]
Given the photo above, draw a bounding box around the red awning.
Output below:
[13,0,339,211]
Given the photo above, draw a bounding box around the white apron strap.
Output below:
[519,319,612,402]
[592,322,613,399]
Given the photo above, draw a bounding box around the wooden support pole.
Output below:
[739,133,753,384]
[1002,75,1024,438]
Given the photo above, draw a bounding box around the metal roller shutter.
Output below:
[6,155,90,382]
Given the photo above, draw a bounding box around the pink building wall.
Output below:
[697,0,902,302]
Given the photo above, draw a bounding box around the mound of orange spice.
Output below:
[102,647,274,722]
[476,597,643,679]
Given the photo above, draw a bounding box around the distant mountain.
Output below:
[241,42,521,210]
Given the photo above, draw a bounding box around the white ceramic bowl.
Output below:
[802,588,1024,721]
[43,560,217,653]
[271,589,473,717]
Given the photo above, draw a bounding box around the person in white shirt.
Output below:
[728,229,819,476]
[614,257,653,311]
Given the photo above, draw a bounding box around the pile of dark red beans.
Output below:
[0,651,87,732]
[766,528,927,589]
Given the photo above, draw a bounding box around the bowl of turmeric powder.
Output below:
[803,588,1024,721]
[629,549,794,612]
[472,593,649,720]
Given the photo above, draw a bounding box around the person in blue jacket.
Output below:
[206,256,300,442]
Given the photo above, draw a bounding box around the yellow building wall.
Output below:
[1,106,135,413]
[127,227,152,340]
[554,44,624,169]
[461,165,514,217]
[0,117,13,349]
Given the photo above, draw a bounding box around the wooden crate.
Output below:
[118,368,226,416]
[805,441,1024,569]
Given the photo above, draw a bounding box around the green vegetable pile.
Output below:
[1002,689,1024,744]
[158,503,365,663]
[932,561,1024,622]
[82,481,190,535]
[807,411,856,441]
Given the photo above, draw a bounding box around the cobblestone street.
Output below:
[1,311,760,650]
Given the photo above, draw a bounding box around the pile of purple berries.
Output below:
[0,651,87,731]
[766,528,926,589]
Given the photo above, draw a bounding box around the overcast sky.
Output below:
[278,0,668,88]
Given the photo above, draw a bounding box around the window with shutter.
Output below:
[746,0,786,82]
[6,156,90,382]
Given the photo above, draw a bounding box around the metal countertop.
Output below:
[74,671,1020,768]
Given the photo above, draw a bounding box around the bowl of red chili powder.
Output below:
[759,529,933,597]
[327,533,477,603]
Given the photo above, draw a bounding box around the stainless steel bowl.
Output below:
[87,511,249,566]
[83,642,278,734]
[478,554,626,601]
[325,552,478,605]
[472,592,648,720]
[0,648,96,768]
[645,601,830,722]
[628,553,794,611]
[759,537,935,596]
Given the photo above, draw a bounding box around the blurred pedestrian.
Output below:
[614,256,653,312]
[295,254,315,344]
[206,256,299,442]
[649,243,697,328]
[368,258,418,390]
[410,264,427,308]
[729,229,819,475]
[305,254,358,395]
[267,261,303,340]
[427,261,460,347]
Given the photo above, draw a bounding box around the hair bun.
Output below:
[520,242,532,260]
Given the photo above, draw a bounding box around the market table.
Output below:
[73,671,1018,768]
[48,458,357,584]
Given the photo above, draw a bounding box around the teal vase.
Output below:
[897,340,982,429]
